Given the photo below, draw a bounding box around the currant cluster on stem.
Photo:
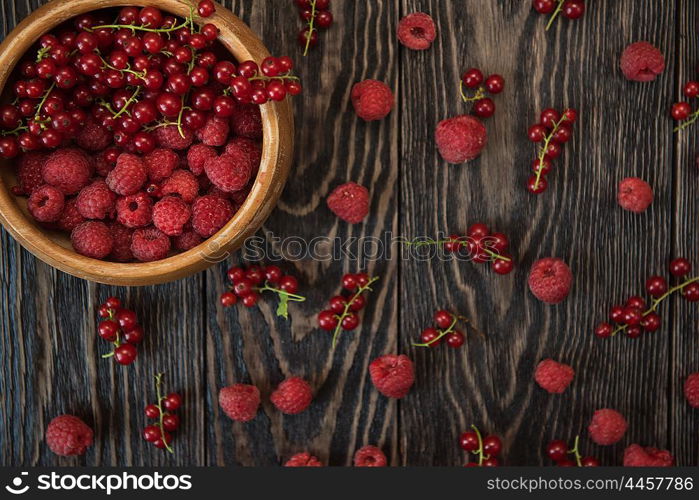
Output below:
[532,0,585,31]
[317,272,378,347]
[594,258,699,340]
[0,4,301,159]
[671,79,699,132]
[415,309,481,349]
[526,107,577,195]
[460,425,502,467]
[295,0,333,56]
[459,68,505,119]
[546,436,599,467]
[142,373,182,453]
[97,296,142,365]
[220,263,305,319]
[445,223,514,275]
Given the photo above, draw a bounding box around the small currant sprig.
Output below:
[302,0,318,56]
[330,276,378,347]
[526,107,577,195]
[532,0,586,31]
[295,0,333,55]
[87,7,194,35]
[459,68,504,119]
[546,436,599,466]
[143,373,183,453]
[97,297,142,365]
[532,114,567,192]
[414,310,483,348]
[459,425,502,467]
[153,373,174,454]
[99,86,141,119]
[671,81,699,132]
[256,283,306,319]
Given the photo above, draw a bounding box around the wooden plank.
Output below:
[399,0,676,465]
[204,0,400,466]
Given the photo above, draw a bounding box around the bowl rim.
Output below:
[0,0,293,286]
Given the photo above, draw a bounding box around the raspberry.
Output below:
[161,169,199,203]
[28,185,65,223]
[76,180,116,220]
[196,116,230,146]
[284,452,323,467]
[106,153,147,196]
[623,444,674,467]
[57,199,86,232]
[45,415,93,456]
[191,194,234,237]
[369,354,415,399]
[205,152,251,193]
[42,148,91,195]
[620,41,665,82]
[173,229,203,251]
[326,182,370,224]
[353,445,387,467]
[218,384,260,422]
[116,192,153,228]
[618,177,653,213]
[534,359,574,394]
[71,221,113,259]
[131,227,171,262]
[76,118,112,151]
[270,377,313,415]
[226,137,262,171]
[588,408,628,446]
[684,372,699,408]
[351,80,394,121]
[435,115,487,164]
[152,196,192,236]
[16,152,47,196]
[187,143,217,175]
[144,148,179,182]
[231,104,262,139]
[528,257,573,304]
[109,223,134,262]
[397,12,437,50]
[155,125,194,150]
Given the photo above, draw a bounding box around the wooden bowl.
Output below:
[0,0,293,285]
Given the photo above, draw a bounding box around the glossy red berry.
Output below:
[116,309,138,332]
[526,175,548,194]
[318,310,339,330]
[671,102,692,121]
[482,435,502,456]
[220,292,237,307]
[143,425,161,442]
[341,312,360,331]
[342,273,358,291]
[145,404,160,419]
[546,440,568,462]
[640,312,661,332]
[264,265,283,284]
[114,343,138,365]
[533,0,556,14]
[242,292,259,307]
[420,327,442,347]
[580,456,599,467]
[684,81,699,98]
[626,325,643,339]
[162,414,180,431]
[163,393,182,411]
[279,275,299,294]
[459,431,479,452]
[528,124,547,142]
[461,68,484,89]
[562,1,585,19]
[98,320,119,341]
[626,296,646,310]
[492,257,514,275]
[124,325,144,344]
[446,330,465,348]
[197,0,215,17]
[594,322,613,338]
[473,98,495,118]
[484,74,504,94]
[645,276,668,298]
[433,309,453,329]
[669,258,691,277]
[682,282,699,302]
[623,307,643,326]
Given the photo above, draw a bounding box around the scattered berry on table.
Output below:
[369,354,414,399]
[617,177,653,213]
[534,359,574,394]
[459,425,502,467]
[588,408,627,446]
[435,114,487,164]
[326,182,370,224]
[351,80,394,122]
[96,297,143,365]
[294,0,333,56]
[623,444,674,467]
[45,415,94,456]
[545,435,598,466]
[284,452,323,467]
[531,0,586,31]
[526,107,577,195]
[414,309,482,349]
[458,68,505,119]
[528,257,573,304]
[620,41,665,82]
[219,383,261,422]
[683,372,699,408]
[270,377,313,415]
[142,373,181,453]
[397,12,437,51]
[353,445,387,467]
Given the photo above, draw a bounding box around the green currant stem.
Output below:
[481,246,511,262]
[112,87,141,119]
[331,276,379,348]
[674,110,699,132]
[533,114,569,190]
[303,0,318,57]
[248,74,300,82]
[0,124,28,136]
[154,372,174,454]
[256,284,306,302]
[568,435,582,467]
[413,315,459,347]
[89,16,191,35]
[33,82,56,122]
[100,57,148,79]
[472,424,490,466]
[545,0,565,31]
[36,45,51,63]
[611,275,699,336]
[459,82,485,103]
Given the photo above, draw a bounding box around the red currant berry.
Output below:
[123,325,144,345]
[298,28,318,49]
[348,295,366,312]
[484,74,505,94]
[197,0,215,17]
[626,325,643,338]
[562,108,578,122]
[552,124,572,143]
[609,305,625,323]
[143,425,161,442]
[526,174,548,194]
[671,102,692,121]
[580,456,599,467]
[669,257,691,277]
[682,282,699,302]
[227,266,246,283]
[683,81,699,99]
[105,297,121,309]
[245,265,265,285]
[645,276,668,298]
[233,278,254,297]
[481,457,499,467]
[355,273,370,287]
[626,296,646,310]
[263,265,283,284]
[640,312,661,332]
[459,431,479,452]
[98,320,119,341]
[279,275,299,294]
[163,393,182,411]
[532,158,552,175]
[446,330,465,348]
[557,459,576,467]
[492,257,514,275]
[154,432,173,449]
[341,312,360,331]
[594,322,613,338]
[318,310,339,330]
[342,273,358,291]
[433,309,453,329]
[562,0,585,19]
[483,435,502,456]
[473,98,495,118]
[540,108,560,128]
[533,0,556,14]
[116,309,138,332]
[623,307,643,326]
[162,413,180,431]
[329,295,348,314]
[546,440,568,462]
[461,68,483,89]
[145,404,160,419]
[528,124,547,142]
[114,343,138,365]
[242,292,259,307]
[420,327,442,347]
[316,10,334,29]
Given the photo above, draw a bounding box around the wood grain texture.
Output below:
[1,0,698,467]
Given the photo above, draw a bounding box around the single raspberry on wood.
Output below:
[76,180,116,220]
[76,118,112,152]
[16,152,47,196]
[326,182,370,224]
[196,116,230,146]
[528,257,573,304]
[161,169,199,203]
[187,144,217,175]
[191,194,234,238]
[152,196,192,236]
[144,148,179,182]
[230,104,262,139]
[109,223,135,262]
[71,221,114,259]
[351,79,394,121]
[534,359,575,394]
[369,354,415,399]
[353,445,387,467]
[684,372,699,408]
[28,185,65,223]
[618,177,653,213]
[204,152,252,193]
[45,415,93,456]
[623,444,674,467]
[284,452,323,467]
[42,148,91,195]
[57,199,86,232]
[588,408,627,446]
[620,41,665,82]
[435,115,487,164]
[106,153,147,196]
[116,192,153,228]
[397,12,437,50]
[218,384,261,422]
[131,227,171,262]
[270,377,313,415]
[155,125,194,150]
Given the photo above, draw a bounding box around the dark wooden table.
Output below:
[1,0,698,467]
